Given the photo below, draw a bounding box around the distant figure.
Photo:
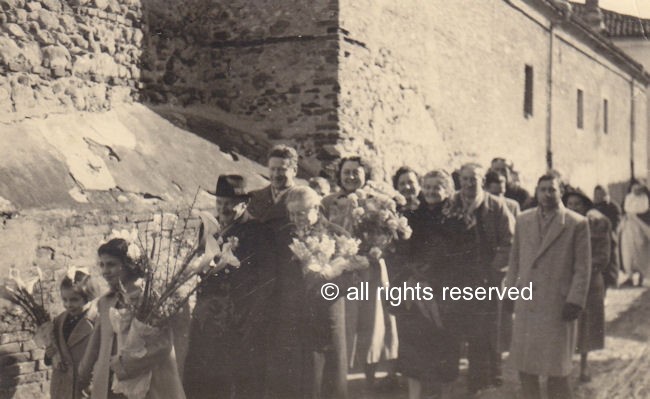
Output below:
[490,157,532,209]
[506,173,591,399]
[485,170,521,217]
[308,176,331,197]
[593,185,622,232]
[563,189,616,383]
[619,182,650,286]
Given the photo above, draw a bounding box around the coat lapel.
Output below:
[66,317,94,349]
[533,207,566,263]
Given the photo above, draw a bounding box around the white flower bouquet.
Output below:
[290,232,369,281]
[347,181,413,245]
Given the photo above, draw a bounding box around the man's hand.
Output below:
[561,303,582,321]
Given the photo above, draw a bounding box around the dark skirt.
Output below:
[393,302,459,383]
[267,294,348,399]
[577,273,606,353]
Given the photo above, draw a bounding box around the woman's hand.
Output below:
[109,355,129,380]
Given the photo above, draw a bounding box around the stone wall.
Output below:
[0,0,143,123]
[139,0,341,176]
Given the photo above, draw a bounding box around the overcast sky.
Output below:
[573,0,650,18]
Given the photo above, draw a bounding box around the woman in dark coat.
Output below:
[389,169,459,399]
[564,190,616,382]
[266,186,352,399]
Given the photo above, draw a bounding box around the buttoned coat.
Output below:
[47,311,95,399]
[505,206,591,377]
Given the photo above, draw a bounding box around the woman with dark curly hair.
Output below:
[322,155,399,390]
[78,238,185,399]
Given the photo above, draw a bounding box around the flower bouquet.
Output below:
[289,231,369,285]
[107,203,239,399]
[347,180,413,249]
[0,265,52,347]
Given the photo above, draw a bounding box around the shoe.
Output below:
[373,375,400,393]
[579,374,592,383]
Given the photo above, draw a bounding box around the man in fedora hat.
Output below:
[184,174,277,399]
[247,145,299,232]
[563,188,617,383]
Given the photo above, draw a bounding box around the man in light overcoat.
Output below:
[505,173,591,399]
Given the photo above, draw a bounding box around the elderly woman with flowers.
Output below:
[267,186,367,399]
[322,155,411,390]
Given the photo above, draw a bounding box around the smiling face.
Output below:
[340,160,366,193]
[396,171,420,201]
[61,287,86,316]
[421,176,449,205]
[98,254,128,290]
[268,157,297,191]
[460,165,484,199]
[216,196,246,226]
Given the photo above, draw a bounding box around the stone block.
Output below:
[25,1,41,11]
[42,45,70,69]
[93,0,108,10]
[34,28,55,45]
[0,0,26,9]
[7,382,44,399]
[39,0,60,12]
[20,340,36,352]
[5,23,26,38]
[59,14,76,30]
[4,361,36,375]
[0,36,20,66]
[29,349,44,361]
[37,8,59,30]
[15,9,27,23]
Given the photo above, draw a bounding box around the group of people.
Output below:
[42,144,649,399]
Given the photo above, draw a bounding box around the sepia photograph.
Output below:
[1,0,649,398]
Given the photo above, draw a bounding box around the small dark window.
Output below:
[524,65,534,117]
[577,89,584,129]
[603,99,608,134]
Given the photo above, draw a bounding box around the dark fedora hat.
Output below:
[215,174,250,199]
[562,188,593,209]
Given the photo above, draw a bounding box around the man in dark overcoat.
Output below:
[184,175,276,399]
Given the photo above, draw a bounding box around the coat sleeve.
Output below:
[566,218,592,307]
[504,217,521,289]
[77,318,101,389]
[490,200,516,273]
